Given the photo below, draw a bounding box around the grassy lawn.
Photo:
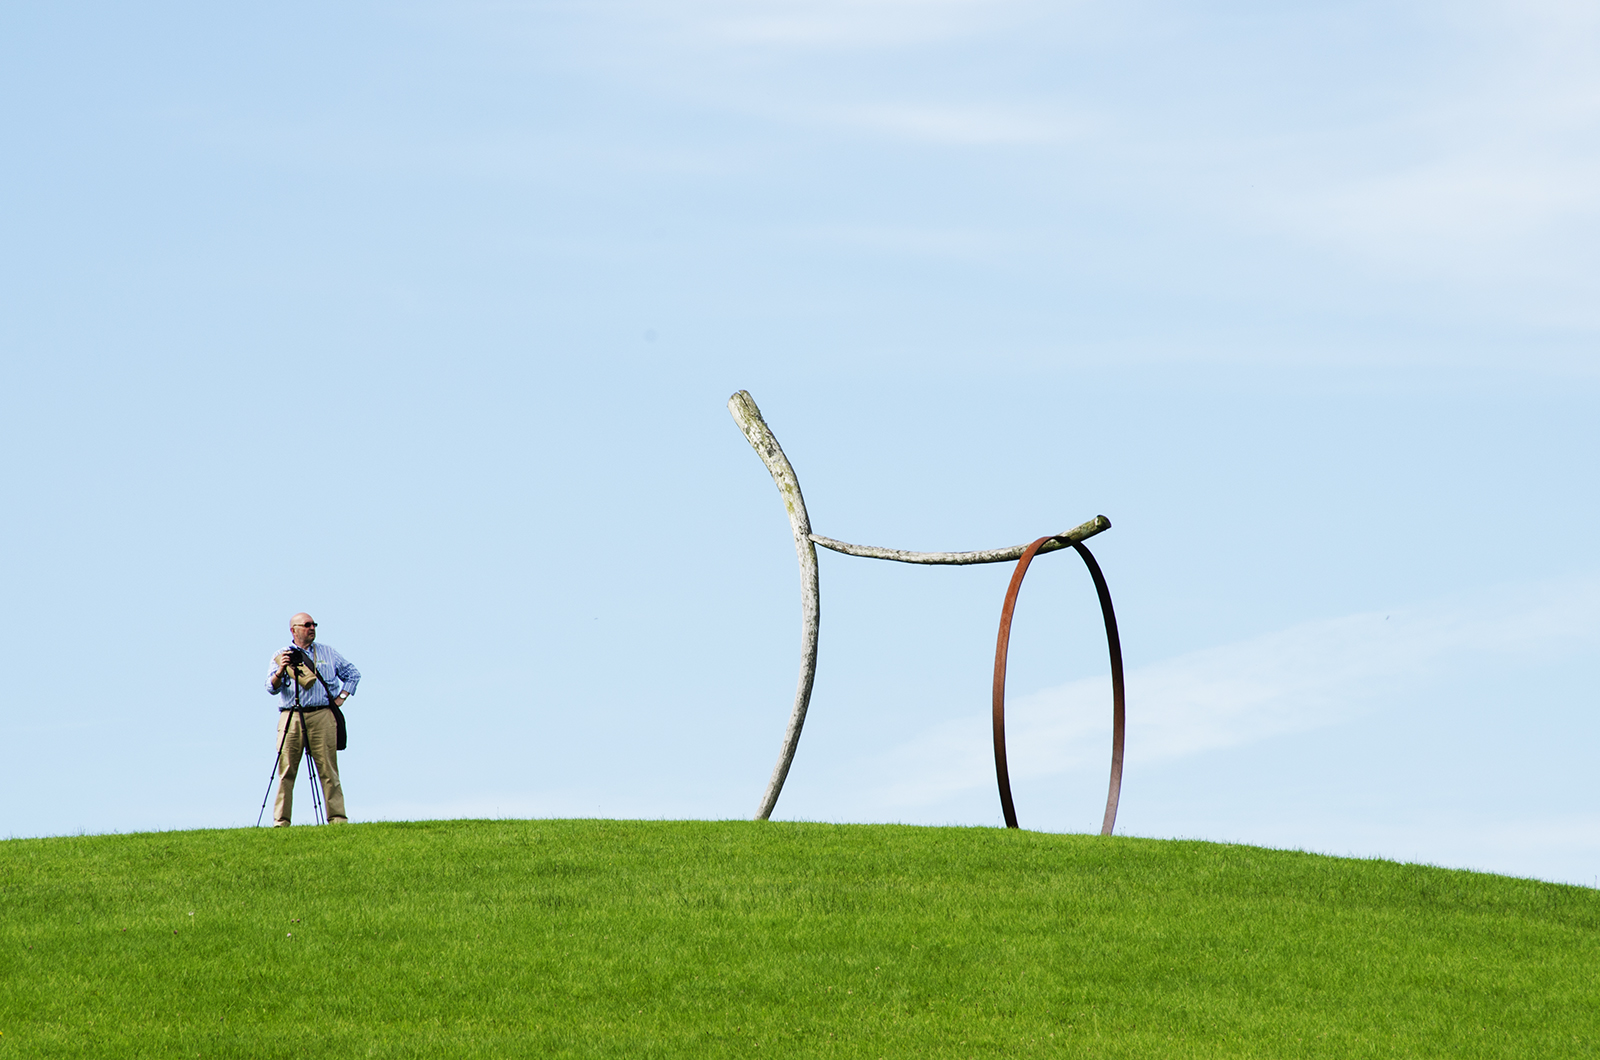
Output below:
[2,819,1595,1057]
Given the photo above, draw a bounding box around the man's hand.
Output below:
[334,692,349,707]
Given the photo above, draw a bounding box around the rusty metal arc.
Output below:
[992,536,1126,834]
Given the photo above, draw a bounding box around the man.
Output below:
[266,612,360,826]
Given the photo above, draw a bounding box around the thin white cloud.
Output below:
[866,575,1600,808]
[676,0,1030,49]
[1259,146,1600,281]
[661,0,1600,297]
[1236,2,1600,278]
[436,0,1600,354]
[840,103,1093,145]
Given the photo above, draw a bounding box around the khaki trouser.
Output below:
[274,708,347,825]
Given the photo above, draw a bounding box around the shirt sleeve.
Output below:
[331,649,361,696]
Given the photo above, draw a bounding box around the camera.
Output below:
[283,646,308,668]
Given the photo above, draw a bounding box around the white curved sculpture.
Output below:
[729,390,1113,822]
[727,391,819,821]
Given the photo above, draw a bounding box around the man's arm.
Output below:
[267,651,290,695]
[329,647,360,703]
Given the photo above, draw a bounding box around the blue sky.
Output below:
[2,2,1596,885]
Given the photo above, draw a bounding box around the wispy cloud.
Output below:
[432,0,1600,360]
[1255,131,1600,288]
[864,575,1600,808]
[838,103,1094,145]
[1227,3,1600,284]
[672,0,1032,50]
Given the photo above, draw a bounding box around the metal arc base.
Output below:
[992,536,1127,835]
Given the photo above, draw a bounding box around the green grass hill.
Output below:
[3,819,1596,1057]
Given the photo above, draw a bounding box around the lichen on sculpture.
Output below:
[728,390,1125,834]
[726,390,818,822]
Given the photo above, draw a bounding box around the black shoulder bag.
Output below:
[308,665,349,751]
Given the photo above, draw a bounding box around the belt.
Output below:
[279,706,330,712]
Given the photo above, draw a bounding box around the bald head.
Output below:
[290,613,317,648]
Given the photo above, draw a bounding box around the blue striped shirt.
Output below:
[266,642,361,710]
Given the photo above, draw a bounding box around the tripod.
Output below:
[256,651,327,826]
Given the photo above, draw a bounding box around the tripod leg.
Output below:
[256,711,294,827]
[308,752,324,825]
[290,674,324,826]
[305,753,324,825]
[297,707,325,825]
[275,711,309,825]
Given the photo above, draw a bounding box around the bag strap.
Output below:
[305,648,340,704]
[306,649,349,751]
